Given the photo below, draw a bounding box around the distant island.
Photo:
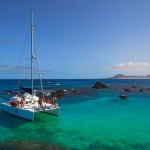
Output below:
[109,74,150,79]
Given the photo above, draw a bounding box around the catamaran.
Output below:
[0,10,60,121]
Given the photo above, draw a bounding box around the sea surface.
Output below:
[0,79,150,150]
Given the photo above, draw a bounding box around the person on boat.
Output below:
[20,96,25,108]
[38,97,43,108]
[20,99,23,108]
[52,95,57,106]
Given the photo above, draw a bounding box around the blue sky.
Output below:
[1,0,150,79]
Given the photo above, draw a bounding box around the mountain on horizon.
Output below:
[109,74,150,79]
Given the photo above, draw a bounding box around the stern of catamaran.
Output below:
[42,106,60,116]
[34,102,60,116]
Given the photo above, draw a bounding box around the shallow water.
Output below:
[1,79,150,150]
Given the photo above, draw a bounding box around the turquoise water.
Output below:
[0,79,150,150]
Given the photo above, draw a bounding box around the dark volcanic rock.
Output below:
[92,81,108,89]
[139,89,143,92]
[4,90,13,94]
[124,89,130,92]
[51,89,66,97]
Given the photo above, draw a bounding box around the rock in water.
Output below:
[92,81,108,89]
[51,89,66,97]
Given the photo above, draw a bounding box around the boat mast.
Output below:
[31,10,34,96]
[30,10,44,98]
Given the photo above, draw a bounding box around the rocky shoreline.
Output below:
[2,81,150,99]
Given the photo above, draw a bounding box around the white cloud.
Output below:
[110,62,150,73]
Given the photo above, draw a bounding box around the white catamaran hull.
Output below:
[42,107,60,116]
[0,103,34,121]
